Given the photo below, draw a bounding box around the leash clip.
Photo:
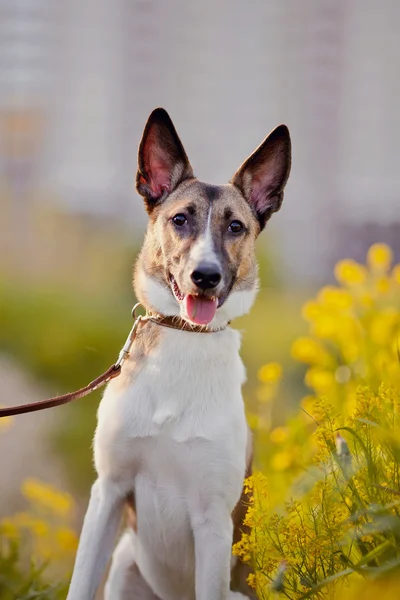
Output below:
[115,303,147,368]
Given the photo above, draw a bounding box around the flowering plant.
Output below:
[236,244,400,599]
[0,476,77,599]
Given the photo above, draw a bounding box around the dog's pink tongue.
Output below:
[185,295,218,325]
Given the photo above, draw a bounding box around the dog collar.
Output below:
[130,302,229,334]
[147,312,230,334]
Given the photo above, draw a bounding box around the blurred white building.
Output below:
[1,0,399,282]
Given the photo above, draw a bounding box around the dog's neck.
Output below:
[133,264,258,332]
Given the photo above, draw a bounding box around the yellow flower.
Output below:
[367,243,392,271]
[258,362,282,384]
[305,368,335,393]
[357,291,374,308]
[29,519,49,537]
[370,310,398,345]
[360,534,375,545]
[0,519,19,538]
[337,314,360,338]
[270,426,289,444]
[301,301,322,322]
[392,264,400,285]
[344,496,352,508]
[341,342,359,363]
[56,527,78,553]
[373,350,392,372]
[271,451,293,471]
[391,334,400,357]
[374,275,390,294]
[241,244,400,593]
[243,476,254,495]
[247,573,256,589]
[301,395,317,414]
[334,259,367,286]
[253,471,269,490]
[291,336,326,364]
[22,479,45,503]
[21,478,74,517]
[317,286,353,310]
[312,313,336,339]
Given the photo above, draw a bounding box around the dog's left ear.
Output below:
[136,108,194,212]
[231,125,291,230]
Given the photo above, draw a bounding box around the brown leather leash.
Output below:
[0,304,228,418]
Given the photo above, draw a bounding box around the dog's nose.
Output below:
[191,264,222,290]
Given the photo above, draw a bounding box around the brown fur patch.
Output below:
[113,322,163,393]
[231,431,257,598]
[126,491,137,532]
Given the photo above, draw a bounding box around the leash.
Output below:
[0,304,228,418]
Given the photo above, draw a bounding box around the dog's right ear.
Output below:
[231,124,291,231]
[136,108,194,212]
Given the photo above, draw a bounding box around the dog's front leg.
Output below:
[192,502,233,600]
[67,477,125,600]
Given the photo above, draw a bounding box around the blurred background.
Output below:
[0,0,399,535]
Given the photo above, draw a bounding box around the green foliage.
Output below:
[0,539,67,600]
[0,281,135,490]
[0,479,77,600]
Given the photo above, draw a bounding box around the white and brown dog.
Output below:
[66,108,291,600]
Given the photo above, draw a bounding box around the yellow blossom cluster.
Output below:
[237,386,400,599]
[235,244,400,599]
[0,477,78,587]
[294,244,400,405]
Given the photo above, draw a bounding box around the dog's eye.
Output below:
[172,214,187,227]
[228,220,244,234]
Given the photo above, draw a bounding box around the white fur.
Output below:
[106,530,248,600]
[136,265,258,329]
[189,205,221,269]
[67,272,256,600]
[136,267,180,317]
[216,285,258,325]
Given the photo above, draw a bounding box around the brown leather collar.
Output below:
[148,313,229,333]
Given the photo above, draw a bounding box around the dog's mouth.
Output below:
[169,275,229,325]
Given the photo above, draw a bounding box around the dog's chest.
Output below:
[94,327,248,487]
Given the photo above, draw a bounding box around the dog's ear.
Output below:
[231,125,291,230]
[136,108,194,211]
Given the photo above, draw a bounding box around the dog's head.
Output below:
[134,108,291,327]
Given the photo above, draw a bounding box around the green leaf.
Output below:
[354,540,393,567]
[296,568,356,599]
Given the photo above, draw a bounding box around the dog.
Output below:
[66,108,291,600]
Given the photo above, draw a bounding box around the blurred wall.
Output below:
[1,0,399,286]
